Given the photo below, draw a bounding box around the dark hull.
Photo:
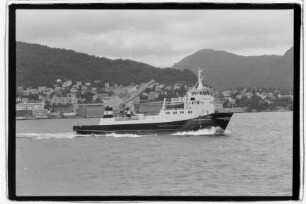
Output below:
[73,112,233,135]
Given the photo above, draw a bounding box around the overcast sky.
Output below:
[16,9,293,67]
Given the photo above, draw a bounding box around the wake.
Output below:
[171,127,231,136]
[16,127,231,140]
[16,132,142,140]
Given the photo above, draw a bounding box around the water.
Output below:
[15,112,293,196]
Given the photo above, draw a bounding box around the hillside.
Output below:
[16,42,197,88]
[173,48,293,88]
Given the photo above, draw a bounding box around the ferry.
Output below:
[73,69,233,135]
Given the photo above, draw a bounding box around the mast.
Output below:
[197,68,204,90]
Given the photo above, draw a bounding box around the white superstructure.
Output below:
[98,69,214,125]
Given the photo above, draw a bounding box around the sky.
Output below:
[16,9,293,67]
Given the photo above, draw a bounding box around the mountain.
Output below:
[173,48,293,89]
[16,42,197,88]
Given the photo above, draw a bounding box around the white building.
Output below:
[16,102,45,110]
[124,85,138,94]
[50,95,78,105]
[70,87,78,93]
[103,96,123,108]
[222,90,231,97]
[38,86,48,92]
[62,80,72,88]
[76,81,82,86]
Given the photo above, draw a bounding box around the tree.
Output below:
[81,92,94,103]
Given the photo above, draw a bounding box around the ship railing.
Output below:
[164,101,185,105]
[164,107,184,110]
[114,115,140,121]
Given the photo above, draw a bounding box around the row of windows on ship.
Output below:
[187,100,213,105]
[165,110,192,115]
[191,91,211,95]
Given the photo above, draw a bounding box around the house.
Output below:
[21,98,29,103]
[31,89,39,95]
[228,97,236,104]
[222,90,231,97]
[165,85,172,91]
[173,83,183,90]
[81,90,89,95]
[90,87,98,94]
[67,93,76,97]
[16,97,22,103]
[62,80,72,88]
[124,85,138,94]
[263,99,274,104]
[76,103,104,118]
[54,86,61,91]
[245,92,253,99]
[38,86,48,93]
[92,94,104,102]
[101,93,109,98]
[214,98,223,109]
[236,94,243,99]
[258,93,268,99]
[38,95,46,103]
[22,89,38,96]
[155,86,161,92]
[16,102,45,110]
[281,95,293,100]
[22,90,30,96]
[267,92,276,99]
[17,86,23,93]
[70,87,78,93]
[113,88,128,98]
[76,81,82,86]
[50,95,78,105]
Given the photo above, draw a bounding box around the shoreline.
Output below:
[15,110,293,121]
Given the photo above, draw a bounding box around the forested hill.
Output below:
[16,42,197,88]
[173,48,293,88]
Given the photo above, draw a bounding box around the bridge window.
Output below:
[166,112,170,114]
[180,111,184,114]
[173,111,177,114]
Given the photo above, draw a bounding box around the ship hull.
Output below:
[73,112,233,135]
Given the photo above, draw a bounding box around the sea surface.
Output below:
[15,112,293,196]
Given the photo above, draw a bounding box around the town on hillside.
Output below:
[16,79,293,119]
